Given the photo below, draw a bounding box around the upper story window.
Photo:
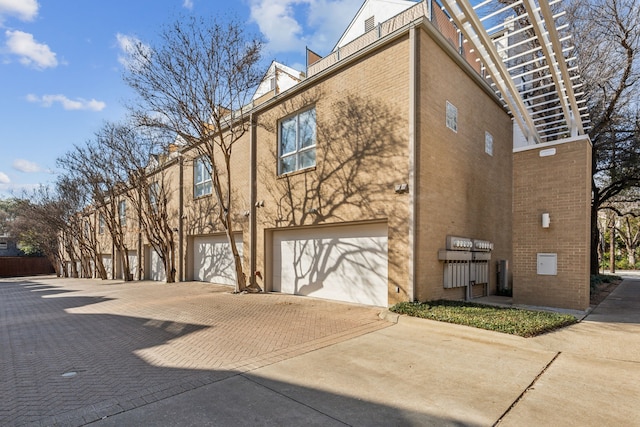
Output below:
[194,156,212,198]
[446,101,458,132]
[99,214,105,234]
[279,107,316,175]
[149,182,160,211]
[118,200,127,226]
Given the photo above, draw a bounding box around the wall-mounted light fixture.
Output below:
[243,210,250,217]
[542,212,550,228]
[255,200,264,208]
[394,183,409,194]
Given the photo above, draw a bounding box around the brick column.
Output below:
[512,137,591,311]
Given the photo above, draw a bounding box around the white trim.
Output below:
[512,134,592,153]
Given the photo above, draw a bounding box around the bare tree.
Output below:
[58,126,136,281]
[123,16,264,292]
[104,122,180,283]
[565,0,640,274]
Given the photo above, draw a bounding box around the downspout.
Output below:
[249,113,257,288]
[179,154,184,282]
[408,24,418,302]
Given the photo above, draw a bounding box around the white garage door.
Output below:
[148,247,166,282]
[119,250,137,280]
[193,234,242,286]
[272,223,388,306]
[101,254,112,278]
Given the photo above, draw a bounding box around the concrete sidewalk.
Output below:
[2,276,640,426]
[96,278,640,427]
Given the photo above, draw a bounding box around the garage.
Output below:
[146,246,166,282]
[192,233,242,286]
[271,223,388,306]
[117,250,137,280]
[100,254,112,279]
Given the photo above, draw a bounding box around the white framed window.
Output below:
[99,214,105,234]
[446,101,458,132]
[279,106,316,175]
[118,200,127,226]
[0,241,7,250]
[194,156,212,198]
[485,131,494,156]
[149,182,160,211]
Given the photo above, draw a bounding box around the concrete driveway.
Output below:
[2,275,640,426]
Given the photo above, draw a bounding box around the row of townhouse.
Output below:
[63,0,592,311]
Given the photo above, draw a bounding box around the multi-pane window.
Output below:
[446,101,458,132]
[99,214,105,234]
[194,156,212,197]
[279,107,316,175]
[118,200,127,226]
[149,182,160,211]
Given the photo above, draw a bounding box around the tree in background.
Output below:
[123,16,263,292]
[564,0,640,274]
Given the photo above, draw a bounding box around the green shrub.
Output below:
[390,300,577,337]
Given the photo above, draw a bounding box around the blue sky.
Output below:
[0,0,364,199]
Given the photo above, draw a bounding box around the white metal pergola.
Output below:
[439,0,588,144]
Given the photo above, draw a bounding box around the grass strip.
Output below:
[389,300,577,337]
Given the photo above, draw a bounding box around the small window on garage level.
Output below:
[485,131,493,156]
[446,101,458,132]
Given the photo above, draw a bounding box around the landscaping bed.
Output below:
[389,300,578,337]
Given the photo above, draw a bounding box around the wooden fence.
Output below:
[0,257,55,278]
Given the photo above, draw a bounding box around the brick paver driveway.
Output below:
[0,276,390,426]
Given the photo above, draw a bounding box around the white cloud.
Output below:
[12,159,41,173]
[182,0,194,10]
[0,0,39,22]
[0,171,10,184]
[5,30,58,69]
[26,93,106,111]
[116,32,150,71]
[248,0,362,55]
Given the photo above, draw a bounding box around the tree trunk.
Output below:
[590,203,600,275]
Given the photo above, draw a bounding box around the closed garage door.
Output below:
[147,247,166,282]
[272,223,388,306]
[193,233,242,286]
[101,254,112,278]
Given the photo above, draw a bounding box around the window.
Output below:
[0,241,7,250]
[485,131,494,156]
[99,214,105,234]
[149,182,160,211]
[119,200,127,226]
[279,107,316,174]
[194,156,212,197]
[446,101,458,132]
[365,16,375,32]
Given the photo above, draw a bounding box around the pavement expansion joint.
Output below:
[492,351,561,426]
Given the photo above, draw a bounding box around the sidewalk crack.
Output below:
[493,351,561,426]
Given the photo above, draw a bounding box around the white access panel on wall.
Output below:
[537,253,557,276]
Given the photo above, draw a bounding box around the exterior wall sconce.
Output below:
[542,212,550,228]
[394,183,409,194]
[243,210,250,217]
[255,200,264,208]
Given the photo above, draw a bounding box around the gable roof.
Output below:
[333,0,418,51]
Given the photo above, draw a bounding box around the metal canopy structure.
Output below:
[439,0,589,144]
